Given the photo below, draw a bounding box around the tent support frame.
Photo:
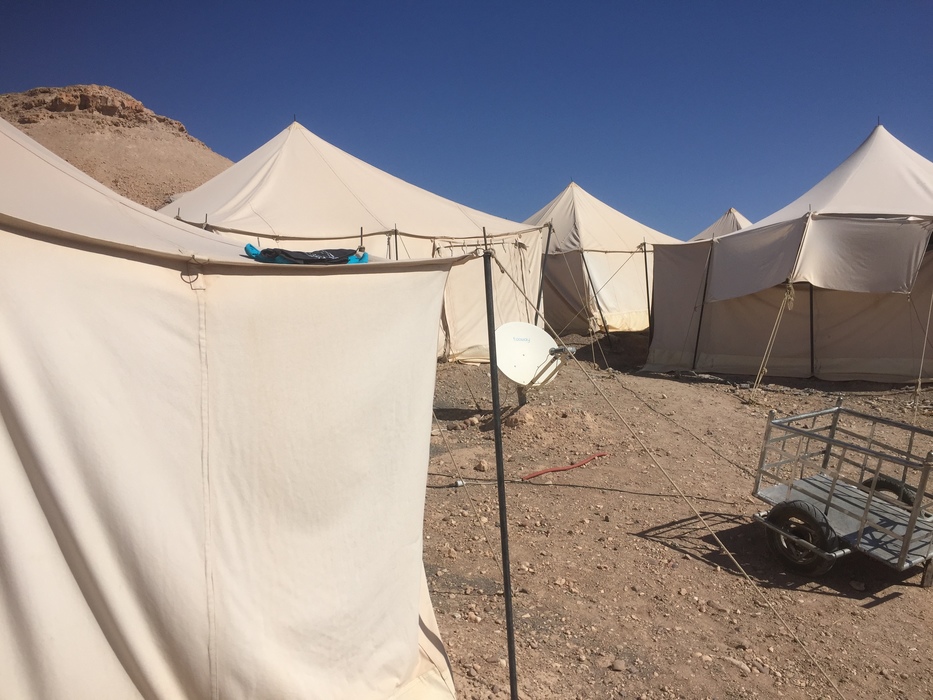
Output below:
[482,235,520,700]
[691,242,714,370]
[642,240,652,343]
[809,283,815,377]
[535,222,554,326]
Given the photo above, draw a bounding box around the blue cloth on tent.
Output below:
[244,243,366,265]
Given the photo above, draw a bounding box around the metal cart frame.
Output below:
[753,404,933,585]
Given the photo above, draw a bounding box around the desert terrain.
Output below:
[4,85,931,700]
[425,333,933,700]
[0,85,231,208]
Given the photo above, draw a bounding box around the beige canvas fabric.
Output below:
[0,117,458,700]
[524,182,679,335]
[689,207,751,241]
[756,125,933,226]
[646,125,933,381]
[160,121,545,362]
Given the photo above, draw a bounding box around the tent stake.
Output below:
[482,234,520,700]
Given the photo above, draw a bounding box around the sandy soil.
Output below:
[426,332,933,700]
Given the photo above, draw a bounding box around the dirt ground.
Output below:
[424,331,933,700]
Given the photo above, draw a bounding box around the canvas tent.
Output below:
[524,182,679,336]
[645,125,933,382]
[689,207,751,241]
[0,116,458,700]
[160,121,545,362]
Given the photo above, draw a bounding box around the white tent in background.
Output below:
[690,207,752,241]
[524,182,679,336]
[0,116,457,700]
[646,125,933,382]
[161,121,545,362]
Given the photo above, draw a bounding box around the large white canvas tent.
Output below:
[0,116,458,700]
[689,207,751,241]
[646,125,933,382]
[160,121,545,362]
[524,182,679,336]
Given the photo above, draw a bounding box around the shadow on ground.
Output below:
[560,330,649,372]
[637,511,921,604]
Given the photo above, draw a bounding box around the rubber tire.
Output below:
[765,500,838,576]
[862,475,916,507]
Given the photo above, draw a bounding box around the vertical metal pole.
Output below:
[534,223,554,326]
[642,239,652,342]
[691,241,714,370]
[809,283,815,378]
[482,233,519,700]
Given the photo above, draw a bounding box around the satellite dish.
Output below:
[495,322,565,387]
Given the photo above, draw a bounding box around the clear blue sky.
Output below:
[4,2,932,239]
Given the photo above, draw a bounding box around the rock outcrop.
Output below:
[0,84,231,209]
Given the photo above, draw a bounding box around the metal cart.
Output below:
[753,404,933,586]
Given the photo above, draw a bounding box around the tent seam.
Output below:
[190,267,219,699]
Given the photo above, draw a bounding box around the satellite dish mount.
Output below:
[494,322,575,406]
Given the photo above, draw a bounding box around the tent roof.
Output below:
[524,181,678,253]
[756,125,933,226]
[0,116,248,263]
[690,207,752,241]
[162,121,532,240]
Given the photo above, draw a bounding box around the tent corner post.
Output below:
[535,222,554,327]
[482,245,520,700]
[642,239,651,342]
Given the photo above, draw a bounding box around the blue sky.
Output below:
[4,2,932,239]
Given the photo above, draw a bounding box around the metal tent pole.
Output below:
[482,230,520,700]
[691,241,714,370]
[642,239,652,343]
[534,222,554,326]
[809,283,815,378]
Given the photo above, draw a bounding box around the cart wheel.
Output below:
[862,475,916,507]
[765,500,839,576]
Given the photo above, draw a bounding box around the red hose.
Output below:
[521,452,609,481]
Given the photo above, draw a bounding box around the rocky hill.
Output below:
[0,84,231,209]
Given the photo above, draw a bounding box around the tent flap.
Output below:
[791,215,933,293]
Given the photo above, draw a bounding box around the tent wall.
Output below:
[541,250,590,335]
[216,227,544,363]
[585,249,654,332]
[647,251,933,382]
[434,229,543,362]
[542,249,653,336]
[695,285,813,378]
[644,242,710,370]
[0,230,456,699]
[812,255,933,381]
